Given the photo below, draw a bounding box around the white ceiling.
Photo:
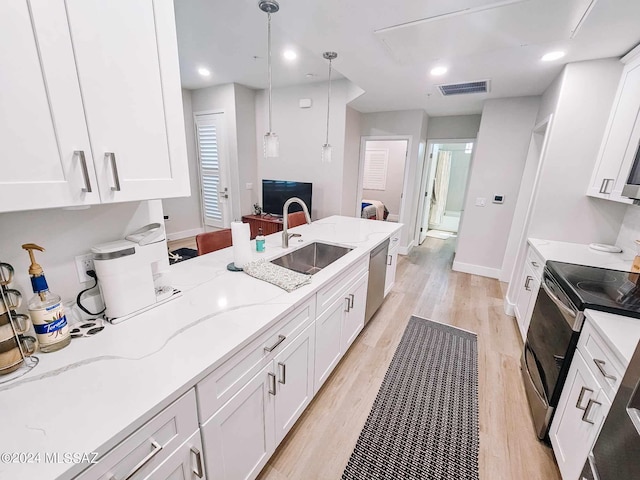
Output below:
[175,0,640,116]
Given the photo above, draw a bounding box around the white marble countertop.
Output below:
[528,238,634,271]
[584,309,640,365]
[0,216,402,480]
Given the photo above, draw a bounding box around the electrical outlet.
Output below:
[75,254,95,283]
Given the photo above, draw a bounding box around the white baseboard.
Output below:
[452,260,501,279]
[166,227,204,241]
[399,240,414,256]
[387,214,400,222]
[503,298,516,317]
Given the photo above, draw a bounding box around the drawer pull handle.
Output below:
[278,362,286,384]
[531,261,539,268]
[524,276,533,291]
[349,293,355,309]
[387,255,392,266]
[575,386,593,410]
[268,372,277,395]
[581,398,602,425]
[75,150,92,193]
[344,297,351,313]
[593,359,617,381]
[109,439,162,480]
[264,335,286,353]
[191,446,204,478]
[106,152,121,191]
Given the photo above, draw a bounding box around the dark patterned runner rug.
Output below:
[342,316,479,480]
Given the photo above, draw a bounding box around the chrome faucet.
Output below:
[282,197,312,248]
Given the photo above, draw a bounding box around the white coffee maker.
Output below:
[92,223,174,322]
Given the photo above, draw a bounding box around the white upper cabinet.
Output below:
[0,0,100,211]
[587,47,640,204]
[0,0,189,213]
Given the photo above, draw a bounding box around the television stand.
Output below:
[242,214,284,239]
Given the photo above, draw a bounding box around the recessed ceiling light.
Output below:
[305,73,316,78]
[283,50,297,61]
[541,51,565,62]
[197,67,211,77]
[430,66,448,76]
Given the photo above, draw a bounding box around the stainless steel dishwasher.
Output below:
[365,238,390,324]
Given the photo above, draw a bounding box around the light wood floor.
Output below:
[257,237,561,480]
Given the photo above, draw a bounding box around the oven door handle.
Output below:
[523,346,549,408]
[541,281,576,319]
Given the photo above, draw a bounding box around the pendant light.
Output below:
[322,52,337,163]
[259,0,280,159]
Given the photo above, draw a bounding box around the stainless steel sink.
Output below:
[271,242,352,275]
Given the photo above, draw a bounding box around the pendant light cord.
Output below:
[267,12,273,134]
[325,58,332,145]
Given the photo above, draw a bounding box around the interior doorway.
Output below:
[415,140,475,245]
[356,136,411,223]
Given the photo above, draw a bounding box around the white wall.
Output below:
[527,59,628,244]
[454,97,541,278]
[255,79,351,220]
[616,204,640,256]
[362,140,407,217]
[359,110,428,249]
[162,89,203,240]
[426,115,482,140]
[0,200,165,304]
[234,84,258,215]
[342,106,363,216]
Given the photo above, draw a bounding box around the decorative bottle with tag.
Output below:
[22,243,70,352]
[256,228,266,252]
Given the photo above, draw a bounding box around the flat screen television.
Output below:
[262,180,312,217]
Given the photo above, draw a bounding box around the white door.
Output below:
[314,298,345,392]
[0,0,100,212]
[146,431,207,480]
[341,275,369,353]
[65,0,189,203]
[273,323,315,444]
[550,352,610,480]
[195,113,230,229]
[201,364,275,480]
[418,146,439,244]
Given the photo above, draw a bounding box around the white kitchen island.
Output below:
[0,216,401,480]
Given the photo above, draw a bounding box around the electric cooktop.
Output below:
[546,261,640,318]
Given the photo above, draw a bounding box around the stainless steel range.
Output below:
[522,261,640,440]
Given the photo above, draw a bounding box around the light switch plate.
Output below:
[475,197,486,207]
[246,183,253,190]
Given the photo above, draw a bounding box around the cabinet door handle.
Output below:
[575,386,594,410]
[109,439,162,480]
[349,293,355,309]
[278,362,286,384]
[344,297,351,312]
[524,276,533,291]
[264,334,286,352]
[268,372,276,395]
[387,254,392,266]
[106,152,121,191]
[604,178,614,194]
[75,150,92,193]
[593,359,617,381]
[581,398,602,425]
[190,446,204,478]
[531,261,539,268]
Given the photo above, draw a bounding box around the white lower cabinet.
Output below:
[550,351,610,480]
[147,431,206,480]
[201,363,276,480]
[384,233,400,297]
[314,296,345,390]
[273,323,315,443]
[514,246,544,340]
[341,273,369,353]
[200,322,316,480]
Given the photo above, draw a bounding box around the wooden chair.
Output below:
[287,211,308,228]
[195,229,233,255]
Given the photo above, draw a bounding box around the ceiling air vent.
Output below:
[437,80,490,96]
